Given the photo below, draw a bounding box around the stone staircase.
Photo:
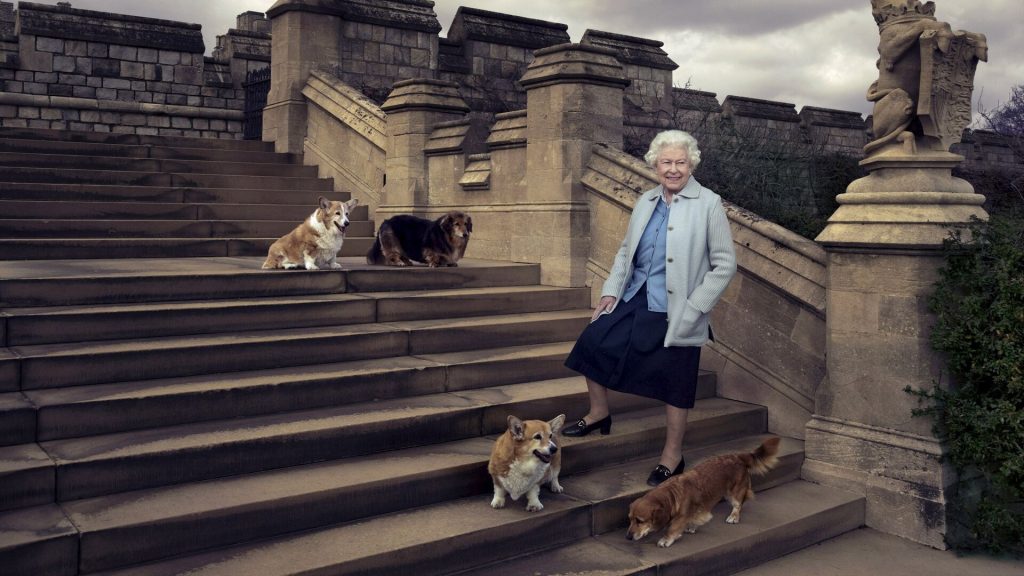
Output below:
[0,128,864,576]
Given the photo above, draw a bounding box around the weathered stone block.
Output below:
[137,48,158,63]
[36,36,64,53]
[88,43,108,57]
[72,86,95,98]
[74,57,92,75]
[170,116,191,128]
[65,40,87,57]
[92,58,120,77]
[158,50,180,65]
[121,61,145,79]
[80,110,100,123]
[109,45,137,61]
[47,84,72,97]
[102,77,131,90]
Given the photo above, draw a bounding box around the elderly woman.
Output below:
[563,130,737,486]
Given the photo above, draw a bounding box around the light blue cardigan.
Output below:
[600,177,737,347]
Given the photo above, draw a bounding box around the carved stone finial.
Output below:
[864,0,987,156]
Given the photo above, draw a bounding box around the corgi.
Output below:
[488,414,565,512]
[262,196,358,270]
[627,437,781,548]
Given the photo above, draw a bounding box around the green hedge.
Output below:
[910,211,1024,555]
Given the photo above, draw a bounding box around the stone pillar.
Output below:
[262,1,344,153]
[807,151,987,548]
[378,79,469,219]
[805,2,988,548]
[520,43,628,287]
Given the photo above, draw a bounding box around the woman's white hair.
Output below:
[643,130,701,170]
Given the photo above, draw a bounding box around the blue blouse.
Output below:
[622,196,669,312]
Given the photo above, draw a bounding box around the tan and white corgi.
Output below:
[262,196,359,270]
[488,414,565,512]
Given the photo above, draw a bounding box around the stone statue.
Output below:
[865,0,987,156]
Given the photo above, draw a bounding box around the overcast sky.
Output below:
[42,0,1024,121]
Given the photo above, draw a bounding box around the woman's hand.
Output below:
[591,296,617,321]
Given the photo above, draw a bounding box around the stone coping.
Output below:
[799,106,865,129]
[0,92,244,120]
[581,29,677,70]
[447,6,569,50]
[17,1,204,53]
[224,28,272,41]
[723,95,800,123]
[267,0,441,34]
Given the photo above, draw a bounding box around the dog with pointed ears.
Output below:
[262,196,359,270]
[488,414,565,512]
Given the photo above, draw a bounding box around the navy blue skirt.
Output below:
[564,284,701,409]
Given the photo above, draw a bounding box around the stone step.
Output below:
[0,392,34,445]
[22,341,586,441]
[0,127,276,151]
[5,285,589,346]
[460,480,864,576]
[1,166,333,190]
[0,258,540,307]
[11,309,592,389]
[0,182,353,205]
[35,379,723,502]
[0,442,53,511]
[0,152,319,177]
[0,218,375,239]
[0,137,300,164]
[0,200,357,221]
[82,438,828,576]
[61,407,760,574]
[0,350,17,392]
[0,504,78,576]
[0,235,374,260]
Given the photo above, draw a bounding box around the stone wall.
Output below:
[437,7,569,113]
[0,1,259,138]
[211,11,272,90]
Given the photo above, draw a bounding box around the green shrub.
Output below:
[910,212,1024,556]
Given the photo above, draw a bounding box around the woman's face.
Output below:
[655,146,691,194]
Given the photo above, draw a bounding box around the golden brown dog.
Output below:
[262,196,359,270]
[626,437,781,547]
[366,211,472,267]
[488,414,564,512]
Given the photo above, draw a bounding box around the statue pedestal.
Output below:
[809,150,987,547]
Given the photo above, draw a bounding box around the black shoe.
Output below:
[561,415,612,437]
[646,458,685,487]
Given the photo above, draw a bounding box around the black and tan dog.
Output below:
[366,211,472,267]
[626,437,781,548]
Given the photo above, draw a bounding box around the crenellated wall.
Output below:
[0,1,267,138]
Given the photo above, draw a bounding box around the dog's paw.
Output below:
[549,480,564,494]
[657,536,678,548]
[726,513,740,524]
[490,496,506,509]
[685,526,698,534]
[329,262,342,270]
[525,500,544,512]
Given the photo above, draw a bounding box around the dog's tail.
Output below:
[366,235,384,265]
[745,437,781,476]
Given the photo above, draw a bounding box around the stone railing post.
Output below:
[520,43,628,287]
[262,1,344,153]
[806,3,989,548]
[378,78,469,219]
